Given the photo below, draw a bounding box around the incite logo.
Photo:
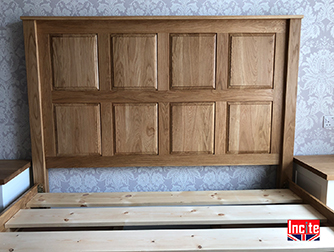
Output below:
[287,220,320,241]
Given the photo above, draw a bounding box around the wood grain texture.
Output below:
[112,34,157,89]
[46,154,280,168]
[0,160,31,185]
[171,34,216,89]
[114,103,158,155]
[230,34,275,88]
[27,189,301,208]
[51,35,99,90]
[171,102,215,154]
[271,32,286,156]
[36,19,288,35]
[55,104,101,156]
[0,184,38,232]
[6,204,325,229]
[157,33,169,91]
[214,102,227,155]
[38,33,56,157]
[22,17,301,186]
[159,103,170,155]
[52,89,274,103]
[98,33,111,90]
[228,102,272,154]
[23,21,48,190]
[216,33,229,90]
[272,32,287,187]
[294,155,334,180]
[101,103,113,156]
[2,227,334,251]
[279,19,302,187]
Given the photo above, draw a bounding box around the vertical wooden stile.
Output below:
[98,33,111,91]
[159,103,170,155]
[215,101,227,155]
[38,33,56,157]
[98,33,113,156]
[158,33,170,155]
[216,33,229,90]
[101,103,114,156]
[23,21,48,191]
[271,32,286,155]
[157,33,169,91]
[279,19,302,187]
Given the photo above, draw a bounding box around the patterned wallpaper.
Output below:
[1,0,334,192]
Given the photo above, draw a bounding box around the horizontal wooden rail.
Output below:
[21,15,304,21]
[46,154,280,169]
[6,204,325,229]
[1,227,333,251]
[27,189,302,208]
[51,89,275,103]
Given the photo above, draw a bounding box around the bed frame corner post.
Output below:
[22,19,48,192]
[278,18,302,188]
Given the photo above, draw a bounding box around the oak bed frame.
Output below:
[1,15,334,251]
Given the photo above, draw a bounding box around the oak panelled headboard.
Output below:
[22,16,302,192]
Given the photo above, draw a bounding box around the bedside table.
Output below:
[294,155,334,210]
[0,160,31,211]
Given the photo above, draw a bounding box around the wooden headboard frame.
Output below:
[22,16,302,192]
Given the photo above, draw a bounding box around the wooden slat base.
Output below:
[0,185,38,232]
[6,204,325,229]
[1,227,334,251]
[27,189,302,208]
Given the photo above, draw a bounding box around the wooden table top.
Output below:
[294,155,334,180]
[0,160,31,185]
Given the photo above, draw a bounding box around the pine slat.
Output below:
[27,189,302,208]
[0,185,38,232]
[6,204,325,229]
[1,227,333,251]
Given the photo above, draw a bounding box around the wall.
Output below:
[1,0,334,192]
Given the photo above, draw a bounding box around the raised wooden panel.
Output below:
[228,102,272,154]
[114,103,158,155]
[112,34,157,89]
[55,104,101,156]
[171,102,215,154]
[230,34,275,88]
[51,35,99,90]
[171,34,216,89]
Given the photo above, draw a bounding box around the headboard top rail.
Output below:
[21,15,304,21]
